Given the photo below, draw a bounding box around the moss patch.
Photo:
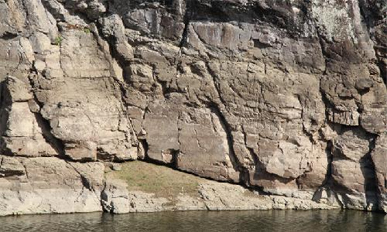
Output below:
[107,161,205,199]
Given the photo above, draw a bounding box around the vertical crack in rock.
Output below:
[138,137,150,160]
[67,161,92,191]
[0,84,10,154]
[360,134,379,209]
[66,164,90,203]
[203,62,245,181]
[208,104,242,177]
[312,0,384,210]
[314,29,337,199]
[28,75,66,157]
[84,20,141,161]
[93,24,130,82]
[100,180,109,212]
[178,0,193,48]
[20,161,31,181]
[204,62,229,109]
[32,111,65,156]
[322,140,334,188]
[314,23,361,207]
[311,140,341,205]
[96,32,139,145]
[375,49,387,85]
[0,74,65,158]
[240,129,268,193]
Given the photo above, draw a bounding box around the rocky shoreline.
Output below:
[0,159,340,216]
[0,0,386,215]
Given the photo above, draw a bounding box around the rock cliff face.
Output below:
[0,0,386,215]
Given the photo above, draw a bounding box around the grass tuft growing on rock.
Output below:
[108,161,204,199]
[53,35,63,46]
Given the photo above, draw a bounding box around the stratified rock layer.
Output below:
[0,0,386,214]
[0,157,104,215]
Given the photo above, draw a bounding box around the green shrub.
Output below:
[53,35,63,46]
[83,28,91,34]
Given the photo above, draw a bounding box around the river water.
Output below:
[1,210,386,232]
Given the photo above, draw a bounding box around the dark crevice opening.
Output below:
[360,135,379,211]
[0,32,18,40]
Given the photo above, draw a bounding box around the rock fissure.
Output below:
[208,104,241,175]
[0,32,18,40]
[361,134,379,210]
[28,75,66,157]
[178,0,192,48]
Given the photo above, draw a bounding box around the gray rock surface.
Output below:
[100,173,339,213]
[0,157,104,216]
[0,0,386,215]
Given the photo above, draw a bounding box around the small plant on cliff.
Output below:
[83,27,91,34]
[53,35,63,46]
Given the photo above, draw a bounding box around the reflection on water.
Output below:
[1,210,386,232]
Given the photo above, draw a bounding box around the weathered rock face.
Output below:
[0,0,386,214]
[0,156,104,215]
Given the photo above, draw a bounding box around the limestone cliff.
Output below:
[0,0,386,215]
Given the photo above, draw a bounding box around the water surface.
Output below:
[1,210,386,232]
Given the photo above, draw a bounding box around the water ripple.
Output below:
[1,210,386,232]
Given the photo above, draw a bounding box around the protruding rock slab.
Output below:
[0,76,58,157]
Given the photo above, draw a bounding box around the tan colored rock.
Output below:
[329,127,378,210]
[371,134,387,212]
[127,191,170,213]
[0,156,104,216]
[31,28,138,161]
[0,76,58,157]
[64,141,97,161]
[101,178,131,214]
[198,182,272,211]
[0,156,25,177]
[103,165,339,214]
[143,101,180,163]
[0,0,386,215]
[144,102,239,182]
[332,129,370,162]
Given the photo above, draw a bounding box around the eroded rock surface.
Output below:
[102,161,338,213]
[0,0,386,214]
[0,157,104,216]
